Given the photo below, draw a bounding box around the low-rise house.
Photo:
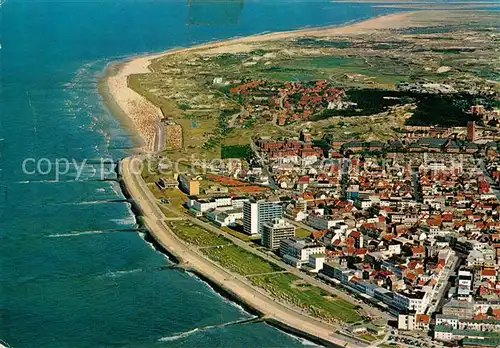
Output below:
[279,237,325,268]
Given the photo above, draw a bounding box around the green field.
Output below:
[220,226,252,242]
[201,244,283,275]
[166,215,363,323]
[359,333,378,342]
[295,228,312,238]
[250,273,363,323]
[221,144,252,159]
[169,221,230,247]
[378,343,396,348]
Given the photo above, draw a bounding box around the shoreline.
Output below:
[118,156,348,347]
[98,62,146,151]
[102,10,415,152]
[103,12,419,346]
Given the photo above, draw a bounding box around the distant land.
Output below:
[106,9,499,347]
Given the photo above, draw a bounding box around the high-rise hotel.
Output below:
[243,200,283,235]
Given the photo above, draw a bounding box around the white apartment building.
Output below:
[280,237,325,268]
[392,290,431,314]
[208,209,243,227]
[243,200,283,236]
[436,314,460,329]
[457,270,473,302]
[261,218,295,250]
[188,195,233,212]
[307,215,344,231]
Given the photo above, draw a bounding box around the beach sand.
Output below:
[111,13,417,345]
[104,11,415,152]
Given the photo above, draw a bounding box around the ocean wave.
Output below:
[158,317,258,343]
[137,232,173,262]
[47,230,111,238]
[103,268,143,278]
[17,179,70,183]
[0,338,12,348]
[61,200,126,206]
[110,215,137,227]
[282,331,321,347]
[185,271,249,316]
[158,328,199,342]
[110,181,125,198]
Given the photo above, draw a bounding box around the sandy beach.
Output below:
[107,13,420,346]
[105,11,415,152]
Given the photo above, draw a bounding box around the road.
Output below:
[154,122,165,152]
[158,185,390,323]
[249,140,277,189]
[427,255,459,315]
[479,160,500,201]
[121,155,359,348]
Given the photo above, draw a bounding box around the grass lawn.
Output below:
[220,226,251,242]
[359,334,377,342]
[169,221,229,247]
[158,205,180,218]
[378,344,396,348]
[249,273,363,323]
[201,244,283,276]
[295,228,312,238]
[221,144,252,159]
[163,205,365,324]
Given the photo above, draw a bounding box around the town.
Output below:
[145,115,500,347]
[123,10,500,347]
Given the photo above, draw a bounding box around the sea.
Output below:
[0,1,494,347]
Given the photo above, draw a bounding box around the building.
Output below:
[457,269,474,302]
[188,195,232,213]
[393,290,431,314]
[243,200,283,235]
[321,262,354,284]
[280,237,325,268]
[436,314,460,329]
[207,209,243,227]
[442,299,475,319]
[399,313,430,331]
[165,121,183,149]
[156,177,178,190]
[178,174,200,195]
[434,325,500,343]
[261,218,295,250]
[307,215,343,231]
[308,254,325,273]
[467,121,476,142]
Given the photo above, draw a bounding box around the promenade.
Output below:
[120,156,358,348]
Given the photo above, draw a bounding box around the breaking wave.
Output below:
[158,317,258,343]
[282,331,321,347]
[103,268,143,278]
[47,230,112,238]
[158,328,199,342]
[185,271,249,316]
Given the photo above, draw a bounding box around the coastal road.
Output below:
[121,156,358,348]
[158,188,390,323]
[154,122,165,152]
